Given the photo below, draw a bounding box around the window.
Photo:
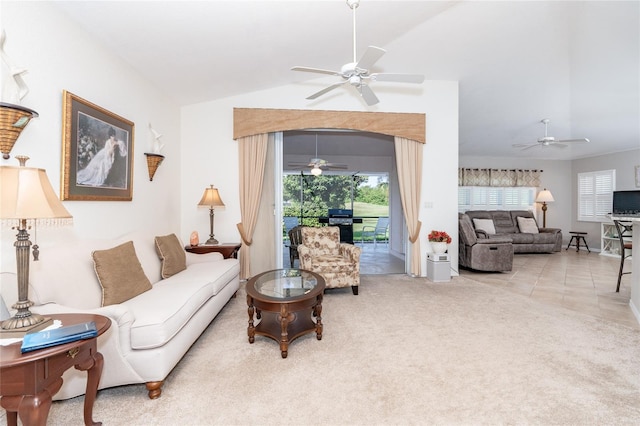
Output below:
[578,170,615,222]
[458,187,535,213]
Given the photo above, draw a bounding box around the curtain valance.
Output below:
[458,168,542,187]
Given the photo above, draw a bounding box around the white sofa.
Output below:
[10,230,240,400]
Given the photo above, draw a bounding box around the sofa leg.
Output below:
[351,286,358,295]
[146,381,164,399]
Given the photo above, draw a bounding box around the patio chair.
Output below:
[361,217,389,246]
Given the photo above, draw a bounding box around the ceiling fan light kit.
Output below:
[291,0,424,106]
[512,118,590,151]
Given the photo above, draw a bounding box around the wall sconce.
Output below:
[198,185,225,245]
[144,153,164,181]
[0,156,72,334]
[535,188,555,227]
[0,102,38,160]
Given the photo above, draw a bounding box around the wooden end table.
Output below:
[185,243,241,259]
[0,313,111,426]
[246,269,325,358]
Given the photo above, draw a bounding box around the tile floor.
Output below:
[459,249,638,329]
[285,243,638,329]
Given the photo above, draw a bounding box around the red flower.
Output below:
[428,230,452,244]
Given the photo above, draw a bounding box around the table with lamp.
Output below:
[185,184,241,258]
[0,102,109,426]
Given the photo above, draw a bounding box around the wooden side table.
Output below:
[566,231,590,252]
[0,313,111,426]
[185,243,241,259]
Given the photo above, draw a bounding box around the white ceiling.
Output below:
[51,0,639,161]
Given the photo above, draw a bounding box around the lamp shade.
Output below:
[197,185,225,208]
[0,165,71,219]
[535,189,555,203]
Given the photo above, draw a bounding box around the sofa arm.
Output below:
[33,302,135,356]
[538,227,560,234]
[475,229,490,239]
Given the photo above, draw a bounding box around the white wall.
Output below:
[571,148,640,250]
[181,80,459,276]
[0,3,181,272]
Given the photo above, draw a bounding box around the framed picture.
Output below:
[61,90,134,201]
[636,165,640,188]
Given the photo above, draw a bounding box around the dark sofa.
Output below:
[463,210,562,253]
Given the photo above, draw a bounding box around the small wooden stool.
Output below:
[566,231,590,252]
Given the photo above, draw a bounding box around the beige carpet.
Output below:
[5,275,640,425]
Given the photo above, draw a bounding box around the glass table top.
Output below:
[252,269,318,299]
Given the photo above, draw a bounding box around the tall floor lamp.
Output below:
[198,184,225,245]
[0,157,72,332]
[535,188,555,228]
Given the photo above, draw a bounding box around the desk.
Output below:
[609,215,640,325]
[185,243,241,259]
[0,313,111,426]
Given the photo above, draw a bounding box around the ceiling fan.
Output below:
[287,134,348,176]
[291,0,424,106]
[512,118,590,151]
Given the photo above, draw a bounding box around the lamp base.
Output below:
[204,237,219,245]
[0,315,52,338]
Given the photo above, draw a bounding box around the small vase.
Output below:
[430,241,448,254]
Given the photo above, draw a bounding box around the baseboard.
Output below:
[630,299,640,326]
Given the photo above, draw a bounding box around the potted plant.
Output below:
[428,230,452,254]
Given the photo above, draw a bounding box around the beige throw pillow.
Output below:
[92,241,152,306]
[155,234,187,279]
[517,216,539,234]
[473,218,496,235]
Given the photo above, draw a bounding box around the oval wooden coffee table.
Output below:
[246,269,325,358]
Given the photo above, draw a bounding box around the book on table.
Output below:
[21,321,98,353]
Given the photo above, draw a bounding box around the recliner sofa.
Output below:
[458,213,514,272]
[464,210,562,253]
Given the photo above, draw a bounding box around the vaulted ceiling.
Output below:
[51,1,639,161]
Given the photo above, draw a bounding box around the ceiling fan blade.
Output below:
[356,46,386,71]
[370,73,425,84]
[359,84,379,106]
[291,66,341,76]
[557,138,590,143]
[513,144,540,151]
[306,82,347,100]
[550,143,568,149]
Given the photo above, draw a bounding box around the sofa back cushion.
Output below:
[93,241,153,306]
[466,210,518,234]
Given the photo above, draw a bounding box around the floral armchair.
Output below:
[298,226,362,295]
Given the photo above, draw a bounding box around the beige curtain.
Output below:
[237,133,269,279]
[394,136,422,276]
[458,168,541,187]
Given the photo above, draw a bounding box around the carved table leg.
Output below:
[75,349,104,426]
[278,304,293,358]
[246,295,255,343]
[315,294,323,340]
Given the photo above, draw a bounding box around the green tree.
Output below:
[283,174,366,224]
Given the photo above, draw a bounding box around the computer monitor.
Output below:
[612,190,640,215]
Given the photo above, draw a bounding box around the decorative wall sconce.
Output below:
[144,152,164,181]
[0,102,38,160]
